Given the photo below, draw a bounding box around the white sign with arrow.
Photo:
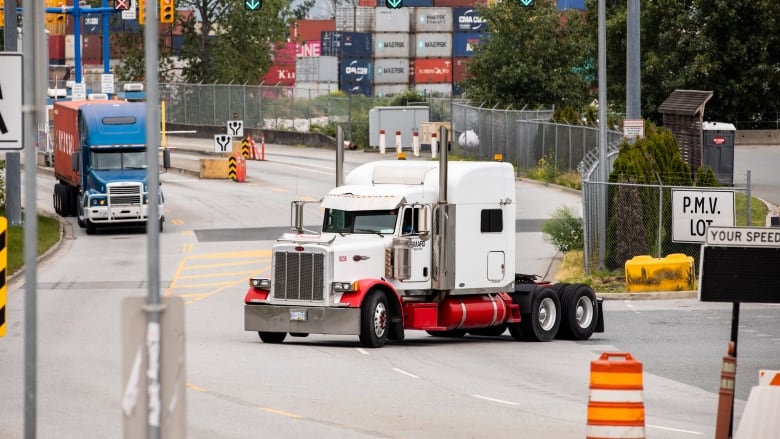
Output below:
[0,53,24,151]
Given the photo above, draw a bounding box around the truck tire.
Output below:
[85,220,97,235]
[508,287,560,342]
[557,284,598,340]
[426,329,467,338]
[359,290,389,348]
[258,331,286,343]
[53,184,63,215]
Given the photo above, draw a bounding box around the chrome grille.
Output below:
[108,183,143,205]
[274,252,325,301]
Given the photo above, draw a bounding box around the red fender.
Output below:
[337,278,401,309]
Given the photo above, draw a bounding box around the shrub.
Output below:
[542,206,584,252]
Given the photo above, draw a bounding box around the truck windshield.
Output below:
[91,150,147,170]
[323,209,398,234]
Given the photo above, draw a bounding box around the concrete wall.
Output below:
[736,130,780,146]
[166,123,338,149]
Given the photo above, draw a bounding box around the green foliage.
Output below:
[176,0,293,84]
[542,206,584,252]
[553,106,584,125]
[0,160,6,207]
[310,123,337,137]
[609,183,649,267]
[585,0,780,123]
[609,124,692,186]
[0,210,61,276]
[461,3,591,108]
[695,166,720,187]
[526,155,558,182]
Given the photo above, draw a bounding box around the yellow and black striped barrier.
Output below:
[1,217,7,337]
[241,138,250,159]
[228,156,237,181]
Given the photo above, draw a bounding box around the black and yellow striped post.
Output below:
[228,156,238,181]
[241,138,250,159]
[1,217,7,337]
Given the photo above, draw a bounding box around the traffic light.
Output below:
[385,0,402,9]
[244,0,262,11]
[160,0,174,23]
[114,0,130,11]
[138,0,145,25]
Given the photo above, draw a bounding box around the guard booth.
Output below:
[657,90,714,178]
[703,122,736,186]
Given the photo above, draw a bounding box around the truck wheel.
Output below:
[85,220,96,235]
[468,324,507,337]
[557,284,598,340]
[426,329,467,338]
[258,331,286,343]
[359,291,389,348]
[509,287,560,342]
[159,219,164,233]
[53,184,62,215]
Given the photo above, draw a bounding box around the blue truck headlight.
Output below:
[90,197,107,206]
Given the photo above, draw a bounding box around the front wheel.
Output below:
[258,331,286,344]
[359,291,389,348]
[509,287,561,342]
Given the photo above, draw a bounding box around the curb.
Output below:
[598,290,697,300]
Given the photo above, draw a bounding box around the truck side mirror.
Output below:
[71,152,80,172]
[417,206,431,241]
[162,149,171,170]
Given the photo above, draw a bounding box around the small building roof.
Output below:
[657,90,714,116]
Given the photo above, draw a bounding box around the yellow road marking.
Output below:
[177,269,264,280]
[187,249,271,260]
[186,383,207,392]
[171,218,184,225]
[260,407,304,419]
[183,259,269,270]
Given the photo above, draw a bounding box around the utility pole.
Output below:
[626,0,641,120]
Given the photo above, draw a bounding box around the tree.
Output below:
[460,1,592,108]
[177,0,293,84]
[585,0,780,124]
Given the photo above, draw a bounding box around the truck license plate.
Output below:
[290,310,307,321]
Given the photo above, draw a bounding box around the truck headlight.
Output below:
[332,281,356,292]
[90,197,107,206]
[250,277,271,289]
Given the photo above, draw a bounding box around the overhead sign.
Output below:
[672,189,735,243]
[244,0,261,10]
[0,53,24,150]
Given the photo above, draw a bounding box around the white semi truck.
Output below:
[244,149,603,347]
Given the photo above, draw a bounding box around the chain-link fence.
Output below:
[581,176,753,275]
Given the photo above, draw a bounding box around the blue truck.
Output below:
[52,99,170,234]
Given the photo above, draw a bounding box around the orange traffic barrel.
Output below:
[586,352,645,439]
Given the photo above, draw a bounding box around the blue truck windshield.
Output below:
[91,150,147,170]
[323,209,398,234]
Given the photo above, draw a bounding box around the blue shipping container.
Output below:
[452,7,488,33]
[321,31,373,58]
[339,58,373,84]
[83,15,102,34]
[340,82,373,97]
[452,32,487,57]
[558,0,586,10]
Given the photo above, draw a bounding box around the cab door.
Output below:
[400,206,431,283]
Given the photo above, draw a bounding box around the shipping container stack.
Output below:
[372,8,412,97]
[412,6,453,96]
[262,42,297,86]
[451,6,488,95]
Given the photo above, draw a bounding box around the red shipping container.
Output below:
[297,40,321,57]
[273,42,297,64]
[453,57,471,83]
[49,35,66,62]
[82,35,102,65]
[433,0,487,6]
[413,58,452,83]
[261,64,296,86]
[358,0,377,5]
[290,19,336,42]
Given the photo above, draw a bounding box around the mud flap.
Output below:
[595,297,605,333]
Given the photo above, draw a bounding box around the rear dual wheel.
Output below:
[509,287,560,342]
[557,284,598,341]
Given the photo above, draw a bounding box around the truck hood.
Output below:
[87,169,148,192]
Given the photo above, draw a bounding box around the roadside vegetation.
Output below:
[1,209,61,277]
[534,127,770,293]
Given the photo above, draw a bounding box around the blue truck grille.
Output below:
[108,184,142,205]
[274,252,325,301]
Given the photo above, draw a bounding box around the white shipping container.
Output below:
[414,83,452,96]
[374,58,410,84]
[374,84,410,97]
[375,8,411,33]
[296,56,339,83]
[374,33,412,59]
[413,32,452,58]
[414,7,453,33]
[336,7,375,32]
[294,82,339,99]
[65,35,82,60]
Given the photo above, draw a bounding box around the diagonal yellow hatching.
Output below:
[165,249,272,304]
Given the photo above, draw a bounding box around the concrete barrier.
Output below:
[199,158,229,179]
